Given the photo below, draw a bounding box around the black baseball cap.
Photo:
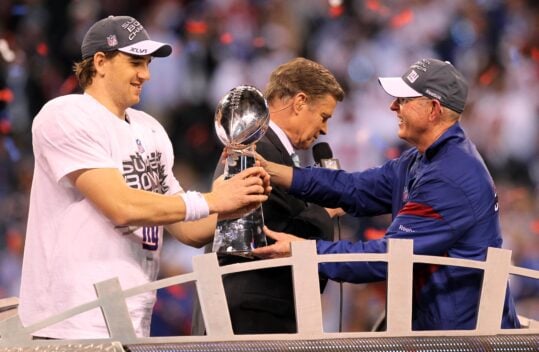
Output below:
[378,58,468,113]
[81,15,172,59]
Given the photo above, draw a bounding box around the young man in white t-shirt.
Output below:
[18,15,270,340]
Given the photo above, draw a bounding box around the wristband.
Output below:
[180,191,210,221]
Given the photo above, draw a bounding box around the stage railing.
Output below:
[0,239,537,351]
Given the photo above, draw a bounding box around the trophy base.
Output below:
[212,207,267,259]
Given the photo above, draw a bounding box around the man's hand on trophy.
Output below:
[219,146,260,164]
[217,163,271,196]
[206,167,271,220]
[251,151,294,189]
[252,226,304,259]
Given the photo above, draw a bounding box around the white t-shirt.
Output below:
[19,94,182,339]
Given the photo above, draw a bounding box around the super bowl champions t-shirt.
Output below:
[19,94,182,339]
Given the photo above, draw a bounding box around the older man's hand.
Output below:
[252,226,304,259]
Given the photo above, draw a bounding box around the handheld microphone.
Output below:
[312,142,340,170]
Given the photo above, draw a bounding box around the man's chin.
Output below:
[397,130,407,141]
[130,97,141,106]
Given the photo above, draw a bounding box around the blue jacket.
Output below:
[290,123,520,330]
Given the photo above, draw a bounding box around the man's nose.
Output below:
[390,99,399,112]
[139,65,151,81]
[320,124,328,135]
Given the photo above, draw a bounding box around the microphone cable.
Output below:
[336,215,343,332]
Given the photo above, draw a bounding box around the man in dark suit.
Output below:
[192,57,345,334]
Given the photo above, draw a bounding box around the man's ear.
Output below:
[292,92,307,114]
[429,99,443,121]
[93,52,107,76]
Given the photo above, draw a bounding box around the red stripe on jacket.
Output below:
[399,201,443,220]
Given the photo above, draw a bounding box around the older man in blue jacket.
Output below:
[254,58,520,330]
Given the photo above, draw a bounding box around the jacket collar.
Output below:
[424,122,466,160]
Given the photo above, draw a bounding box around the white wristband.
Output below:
[180,191,210,221]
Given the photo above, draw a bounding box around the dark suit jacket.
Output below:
[191,128,334,334]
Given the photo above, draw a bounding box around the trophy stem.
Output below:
[224,147,255,179]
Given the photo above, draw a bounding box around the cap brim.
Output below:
[118,40,172,57]
[378,77,422,98]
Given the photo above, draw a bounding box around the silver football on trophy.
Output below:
[214,85,270,150]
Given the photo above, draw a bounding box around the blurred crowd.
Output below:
[0,0,538,335]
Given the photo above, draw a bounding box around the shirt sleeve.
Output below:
[316,176,475,284]
[289,161,396,217]
[33,104,116,184]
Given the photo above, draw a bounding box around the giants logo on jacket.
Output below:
[403,186,409,202]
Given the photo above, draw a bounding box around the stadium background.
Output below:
[0,0,537,335]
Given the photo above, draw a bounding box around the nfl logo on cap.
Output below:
[107,35,118,47]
